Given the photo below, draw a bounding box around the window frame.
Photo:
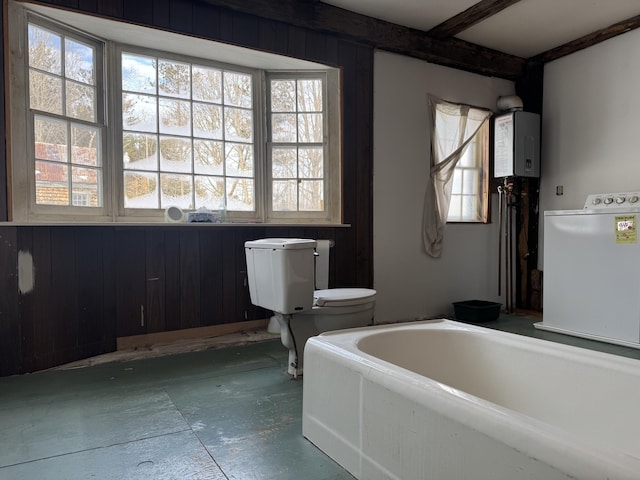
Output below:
[7,2,342,225]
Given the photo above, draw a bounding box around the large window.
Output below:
[9,3,340,224]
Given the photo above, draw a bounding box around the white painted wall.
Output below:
[373,51,516,323]
[539,28,640,270]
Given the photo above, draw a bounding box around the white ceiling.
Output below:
[323,0,640,58]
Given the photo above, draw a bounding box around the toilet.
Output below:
[245,238,376,376]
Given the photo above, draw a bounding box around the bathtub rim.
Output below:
[303,319,640,480]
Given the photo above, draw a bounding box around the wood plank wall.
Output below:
[0,0,374,376]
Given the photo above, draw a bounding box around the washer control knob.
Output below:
[592,197,602,205]
[604,197,614,205]
[616,196,626,204]
[630,195,639,204]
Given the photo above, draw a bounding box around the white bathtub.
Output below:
[302,319,640,480]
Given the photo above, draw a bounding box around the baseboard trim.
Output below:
[116,319,269,351]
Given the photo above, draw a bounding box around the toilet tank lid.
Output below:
[245,238,317,249]
[314,288,376,307]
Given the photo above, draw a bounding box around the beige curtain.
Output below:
[423,96,492,257]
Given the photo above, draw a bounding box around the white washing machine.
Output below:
[536,192,640,348]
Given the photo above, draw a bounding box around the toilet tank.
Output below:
[245,238,317,314]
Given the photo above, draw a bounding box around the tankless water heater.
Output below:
[494,111,540,178]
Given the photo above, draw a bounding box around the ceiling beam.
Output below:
[532,14,640,63]
[428,0,524,39]
[196,0,528,80]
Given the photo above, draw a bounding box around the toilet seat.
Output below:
[313,288,376,307]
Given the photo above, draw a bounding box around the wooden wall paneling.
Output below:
[198,229,224,326]
[287,25,307,59]
[192,1,220,39]
[221,229,237,322]
[0,227,20,376]
[162,229,182,331]
[49,227,78,367]
[28,227,55,371]
[152,0,171,29]
[218,10,235,43]
[0,1,7,221]
[47,0,79,9]
[77,0,98,13]
[16,228,35,372]
[145,229,167,333]
[304,30,327,64]
[354,45,374,288]
[170,0,194,33]
[96,0,123,19]
[100,227,117,351]
[234,229,259,322]
[232,12,260,49]
[74,227,107,359]
[123,0,154,25]
[115,229,147,337]
[179,229,201,329]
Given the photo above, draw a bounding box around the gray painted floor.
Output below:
[2,312,639,479]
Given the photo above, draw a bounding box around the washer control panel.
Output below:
[584,192,640,210]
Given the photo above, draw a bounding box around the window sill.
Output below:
[0,221,351,228]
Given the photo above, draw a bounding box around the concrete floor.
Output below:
[2,312,640,479]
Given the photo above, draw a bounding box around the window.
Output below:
[268,74,327,218]
[9,3,340,224]
[448,121,489,222]
[28,21,104,211]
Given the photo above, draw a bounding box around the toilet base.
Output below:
[273,306,375,377]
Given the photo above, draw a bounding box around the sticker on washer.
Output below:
[615,215,637,244]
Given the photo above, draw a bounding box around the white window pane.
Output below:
[461,195,479,221]
[298,113,323,143]
[123,132,158,170]
[451,169,462,195]
[66,80,95,121]
[71,124,99,166]
[28,25,61,74]
[195,176,224,209]
[223,71,252,108]
[72,166,101,207]
[123,93,157,132]
[226,177,253,210]
[272,147,297,179]
[272,113,296,142]
[159,98,191,136]
[462,169,479,195]
[194,140,223,175]
[458,147,473,167]
[224,107,253,142]
[159,136,192,173]
[122,53,156,94]
[193,103,222,139]
[272,180,297,211]
[34,116,67,162]
[225,143,253,177]
[448,194,461,221]
[299,147,323,178]
[160,173,192,208]
[299,180,323,211]
[65,38,94,84]
[124,171,159,208]
[30,71,63,114]
[271,80,296,112]
[193,66,221,103]
[158,59,190,99]
[297,79,322,112]
[35,160,68,205]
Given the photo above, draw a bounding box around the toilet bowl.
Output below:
[245,238,376,377]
